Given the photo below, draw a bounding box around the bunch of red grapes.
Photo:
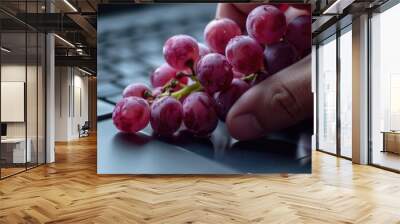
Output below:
[112,4,311,137]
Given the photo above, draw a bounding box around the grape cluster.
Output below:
[112,4,311,137]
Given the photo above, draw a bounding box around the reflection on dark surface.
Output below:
[100,119,311,174]
[113,132,152,147]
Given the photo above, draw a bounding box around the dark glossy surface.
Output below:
[98,119,311,174]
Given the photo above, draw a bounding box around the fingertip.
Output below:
[226,112,265,141]
[226,87,266,140]
[216,3,247,30]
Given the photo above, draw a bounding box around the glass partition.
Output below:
[38,32,45,165]
[0,1,46,179]
[27,30,38,169]
[26,0,42,169]
[1,30,28,177]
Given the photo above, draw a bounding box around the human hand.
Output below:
[216,3,313,140]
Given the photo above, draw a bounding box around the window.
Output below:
[317,35,337,154]
[370,2,400,171]
[339,27,352,158]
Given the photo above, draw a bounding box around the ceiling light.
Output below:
[323,0,355,15]
[63,0,78,12]
[76,48,84,55]
[78,67,92,76]
[54,34,75,48]
[1,47,11,53]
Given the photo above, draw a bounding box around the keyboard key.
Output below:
[115,61,145,77]
[115,75,150,88]
[97,99,115,120]
[97,83,122,98]
[106,95,122,104]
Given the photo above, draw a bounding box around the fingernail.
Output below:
[229,113,264,140]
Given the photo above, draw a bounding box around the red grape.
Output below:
[233,68,245,79]
[150,63,176,87]
[204,18,241,54]
[284,6,310,25]
[163,34,199,70]
[122,83,151,99]
[182,92,218,136]
[225,35,264,75]
[150,63,188,89]
[150,96,183,136]
[246,5,286,45]
[290,4,310,11]
[152,87,163,98]
[112,97,150,133]
[196,53,233,94]
[198,43,211,58]
[277,3,290,12]
[278,3,310,12]
[264,41,298,75]
[214,79,250,121]
[286,15,311,57]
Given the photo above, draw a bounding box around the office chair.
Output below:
[79,121,90,138]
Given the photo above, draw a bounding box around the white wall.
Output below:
[71,73,89,138]
[54,67,89,141]
[55,66,69,141]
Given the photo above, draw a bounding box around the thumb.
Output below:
[226,55,312,140]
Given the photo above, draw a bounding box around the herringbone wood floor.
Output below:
[1,134,400,224]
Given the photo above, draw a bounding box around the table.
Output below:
[1,138,31,163]
[381,131,400,154]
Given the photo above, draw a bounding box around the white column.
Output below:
[312,45,317,150]
[352,14,369,164]
[46,33,55,163]
[46,1,55,163]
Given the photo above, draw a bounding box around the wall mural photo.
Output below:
[97,3,313,174]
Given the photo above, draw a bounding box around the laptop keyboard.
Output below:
[97,4,216,119]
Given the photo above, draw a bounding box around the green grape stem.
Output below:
[241,73,257,82]
[156,64,205,100]
[171,82,202,100]
[143,90,154,100]
[161,79,178,91]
